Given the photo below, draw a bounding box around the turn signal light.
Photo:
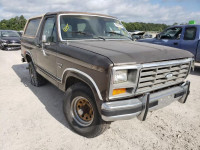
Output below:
[112,88,126,95]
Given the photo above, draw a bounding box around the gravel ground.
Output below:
[0,50,200,150]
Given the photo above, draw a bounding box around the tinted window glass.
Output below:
[42,17,56,42]
[184,27,196,40]
[24,18,41,37]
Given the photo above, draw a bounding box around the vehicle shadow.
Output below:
[191,65,200,76]
[12,64,72,130]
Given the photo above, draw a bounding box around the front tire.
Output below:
[28,61,46,87]
[63,83,110,138]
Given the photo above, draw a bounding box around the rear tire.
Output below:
[28,61,46,87]
[63,83,110,138]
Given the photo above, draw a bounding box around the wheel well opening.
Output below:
[65,77,93,93]
[26,54,32,62]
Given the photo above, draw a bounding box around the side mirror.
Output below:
[41,35,47,56]
[42,35,47,43]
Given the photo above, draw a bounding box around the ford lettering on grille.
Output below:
[165,73,173,79]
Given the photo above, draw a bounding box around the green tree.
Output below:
[173,22,178,26]
[0,15,27,31]
[122,22,169,32]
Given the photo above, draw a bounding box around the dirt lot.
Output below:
[0,50,200,150]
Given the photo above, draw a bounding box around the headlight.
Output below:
[109,65,141,100]
[114,70,127,84]
[1,40,8,44]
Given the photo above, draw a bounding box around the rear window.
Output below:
[24,18,41,37]
[184,27,196,40]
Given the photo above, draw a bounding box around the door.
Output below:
[195,40,200,62]
[180,26,199,56]
[157,27,182,48]
[36,16,58,78]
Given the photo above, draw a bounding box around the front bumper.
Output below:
[101,81,190,121]
[1,43,21,50]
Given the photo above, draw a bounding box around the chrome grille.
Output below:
[136,62,190,94]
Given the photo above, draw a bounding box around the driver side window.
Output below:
[160,27,182,40]
[42,17,57,43]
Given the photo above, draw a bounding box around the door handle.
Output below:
[174,42,178,45]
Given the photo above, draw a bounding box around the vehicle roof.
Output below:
[45,11,116,19]
[169,24,200,28]
[28,11,116,20]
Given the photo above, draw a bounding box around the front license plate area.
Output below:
[158,95,174,106]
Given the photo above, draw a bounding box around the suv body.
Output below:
[21,12,194,137]
[138,25,200,62]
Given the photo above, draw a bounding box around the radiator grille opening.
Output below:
[136,62,190,94]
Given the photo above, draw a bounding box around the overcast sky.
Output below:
[0,0,200,25]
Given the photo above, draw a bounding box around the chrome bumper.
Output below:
[7,43,21,46]
[101,81,190,121]
[1,43,21,50]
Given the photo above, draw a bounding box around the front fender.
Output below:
[61,68,104,114]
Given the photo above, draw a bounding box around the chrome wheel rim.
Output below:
[71,96,94,127]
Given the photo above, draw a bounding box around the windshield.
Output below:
[1,31,20,37]
[59,15,130,40]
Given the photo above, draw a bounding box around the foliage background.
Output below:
[122,22,169,32]
[0,15,171,32]
[0,15,27,31]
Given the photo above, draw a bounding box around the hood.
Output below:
[138,38,156,43]
[68,40,193,65]
[1,36,21,43]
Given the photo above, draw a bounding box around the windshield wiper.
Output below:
[70,31,105,41]
[106,31,131,40]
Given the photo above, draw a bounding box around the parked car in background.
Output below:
[138,25,200,62]
[0,30,21,50]
[143,34,153,38]
[129,31,145,40]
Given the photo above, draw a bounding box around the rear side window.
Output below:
[184,27,196,40]
[24,18,41,37]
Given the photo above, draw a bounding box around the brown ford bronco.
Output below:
[21,11,194,138]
